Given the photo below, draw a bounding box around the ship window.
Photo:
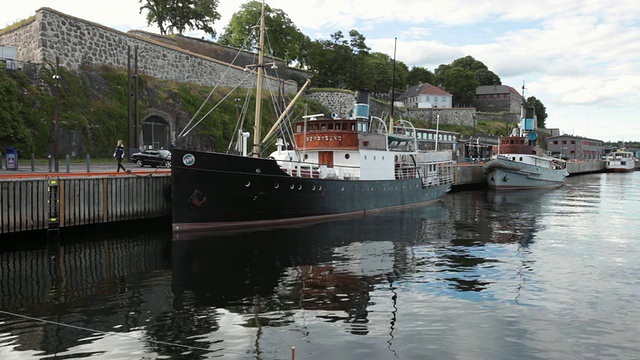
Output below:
[345,153,350,159]
[335,123,341,130]
[321,123,327,130]
[328,123,334,130]
[304,154,309,160]
[296,124,302,132]
[314,123,320,131]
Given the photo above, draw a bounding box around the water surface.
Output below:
[1,172,639,359]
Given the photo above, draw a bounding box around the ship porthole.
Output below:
[274,183,279,189]
[361,187,365,191]
[298,185,302,190]
[341,187,345,191]
[370,188,374,192]
[312,185,316,190]
[245,181,251,187]
[256,168,261,173]
[290,184,295,189]
[319,186,322,190]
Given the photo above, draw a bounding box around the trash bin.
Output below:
[5,147,18,170]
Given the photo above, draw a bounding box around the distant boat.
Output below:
[170,1,455,236]
[603,150,635,173]
[483,104,569,190]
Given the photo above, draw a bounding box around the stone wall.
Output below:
[476,112,520,123]
[0,8,297,94]
[0,17,41,66]
[130,30,311,83]
[306,90,478,128]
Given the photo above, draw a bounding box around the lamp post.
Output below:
[53,56,60,172]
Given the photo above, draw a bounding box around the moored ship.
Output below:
[170,1,454,236]
[484,105,568,190]
[603,150,635,173]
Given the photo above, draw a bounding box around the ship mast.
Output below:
[252,0,266,157]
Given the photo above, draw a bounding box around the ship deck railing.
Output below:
[280,161,362,180]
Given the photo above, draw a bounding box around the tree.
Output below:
[476,69,501,86]
[526,96,548,128]
[217,1,307,65]
[450,55,501,86]
[139,0,221,36]
[305,30,371,89]
[433,64,451,87]
[444,67,479,107]
[407,66,434,86]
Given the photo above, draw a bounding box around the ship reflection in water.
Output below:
[170,190,551,350]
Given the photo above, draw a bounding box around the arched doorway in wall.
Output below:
[142,116,170,150]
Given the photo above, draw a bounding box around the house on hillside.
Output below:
[474,84,522,113]
[397,83,452,108]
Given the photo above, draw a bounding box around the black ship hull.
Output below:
[171,148,451,236]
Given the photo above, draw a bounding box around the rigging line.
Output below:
[178,37,253,139]
[226,90,252,153]
[180,71,255,139]
[0,309,217,354]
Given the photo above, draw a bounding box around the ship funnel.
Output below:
[353,90,370,119]
[521,106,536,131]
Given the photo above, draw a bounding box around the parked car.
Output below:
[131,149,171,168]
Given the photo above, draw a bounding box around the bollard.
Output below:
[291,346,295,360]
[86,155,91,173]
[31,154,35,172]
[48,155,52,172]
[66,154,70,173]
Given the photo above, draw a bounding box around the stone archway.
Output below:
[142,116,170,150]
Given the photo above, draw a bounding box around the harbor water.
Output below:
[1,172,639,359]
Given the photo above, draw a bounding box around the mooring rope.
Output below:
[0,309,215,353]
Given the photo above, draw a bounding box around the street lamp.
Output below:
[53,56,60,172]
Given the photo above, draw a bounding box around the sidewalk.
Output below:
[0,161,170,178]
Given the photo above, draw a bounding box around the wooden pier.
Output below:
[0,170,170,235]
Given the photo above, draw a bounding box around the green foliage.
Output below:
[525,96,547,128]
[0,64,32,153]
[139,0,221,35]
[306,30,371,89]
[451,56,501,85]
[407,66,435,86]
[218,1,307,65]
[444,67,479,106]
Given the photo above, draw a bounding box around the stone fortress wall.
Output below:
[307,91,478,129]
[0,8,297,94]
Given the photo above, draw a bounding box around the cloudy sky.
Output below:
[2,0,640,142]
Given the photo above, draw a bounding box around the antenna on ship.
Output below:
[389,37,397,135]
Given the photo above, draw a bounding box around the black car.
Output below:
[131,149,171,168]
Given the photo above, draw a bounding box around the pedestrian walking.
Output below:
[114,140,126,172]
